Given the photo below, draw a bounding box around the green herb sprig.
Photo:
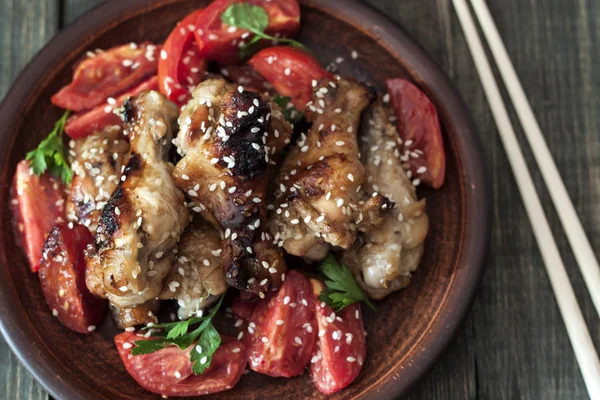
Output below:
[221,3,308,59]
[273,95,303,124]
[26,110,72,184]
[132,295,224,374]
[318,254,376,312]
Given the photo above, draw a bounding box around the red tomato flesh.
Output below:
[244,270,317,377]
[64,75,158,139]
[309,279,366,395]
[39,223,106,333]
[52,43,160,112]
[249,46,333,109]
[115,332,247,397]
[158,9,208,106]
[194,0,300,65]
[385,78,446,189]
[10,160,66,272]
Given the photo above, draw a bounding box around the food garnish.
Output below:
[26,110,72,184]
[273,94,303,123]
[133,294,224,374]
[220,3,307,59]
[318,254,376,312]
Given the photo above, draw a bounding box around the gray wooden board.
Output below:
[0,0,598,398]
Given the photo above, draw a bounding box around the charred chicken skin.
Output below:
[342,99,429,299]
[269,78,393,262]
[172,79,292,297]
[85,91,190,325]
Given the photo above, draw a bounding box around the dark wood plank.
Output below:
[0,0,59,398]
[64,0,103,25]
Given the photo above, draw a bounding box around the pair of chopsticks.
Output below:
[452,0,600,398]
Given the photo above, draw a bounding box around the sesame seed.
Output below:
[290,219,300,225]
[283,296,291,305]
[294,337,302,345]
[160,49,167,60]
[115,207,121,215]
[174,371,181,379]
[336,141,345,146]
[284,68,291,76]
[122,342,133,349]
[232,347,241,353]
[261,337,268,343]
[348,173,354,182]
[351,50,359,59]
[347,356,356,363]
[200,356,208,364]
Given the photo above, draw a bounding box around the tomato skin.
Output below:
[232,297,255,321]
[64,75,158,139]
[52,43,160,112]
[244,270,317,378]
[248,46,333,109]
[158,9,208,106]
[385,78,446,189]
[10,160,66,272]
[115,332,247,397]
[309,279,366,395]
[194,0,300,65]
[39,223,106,333]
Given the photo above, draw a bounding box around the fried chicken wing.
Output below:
[172,79,292,297]
[66,126,129,232]
[85,91,190,322]
[341,99,429,299]
[159,219,227,319]
[269,79,393,261]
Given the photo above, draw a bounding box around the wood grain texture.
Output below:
[0,0,598,399]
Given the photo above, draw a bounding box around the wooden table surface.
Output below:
[1,0,599,399]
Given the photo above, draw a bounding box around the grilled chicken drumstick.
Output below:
[172,79,292,297]
[66,126,129,232]
[341,99,429,299]
[86,91,190,326]
[159,218,227,319]
[269,78,393,262]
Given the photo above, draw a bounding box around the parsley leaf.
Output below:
[318,254,376,311]
[273,95,303,124]
[26,110,72,184]
[221,3,308,59]
[131,295,225,375]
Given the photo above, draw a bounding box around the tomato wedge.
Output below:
[194,0,300,65]
[115,332,247,397]
[64,76,158,139]
[158,9,207,106]
[385,78,446,189]
[52,43,160,112]
[39,223,106,333]
[10,160,66,272]
[309,279,366,395]
[244,270,317,378]
[248,46,333,109]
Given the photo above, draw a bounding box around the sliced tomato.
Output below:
[248,46,333,109]
[115,332,247,397]
[194,0,300,65]
[39,223,106,333]
[64,75,158,139]
[10,160,66,272]
[52,43,160,112]
[244,270,316,378]
[385,78,446,189]
[309,279,366,395]
[158,9,207,106]
[219,63,272,93]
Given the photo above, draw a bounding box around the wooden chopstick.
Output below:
[451,0,600,398]
[470,0,600,321]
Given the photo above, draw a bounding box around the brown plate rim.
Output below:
[0,0,491,399]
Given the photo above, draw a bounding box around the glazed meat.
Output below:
[160,219,227,319]
[269,79,393,261]
[66,125,129,232]
[172,79,292,297]
[341,99,429,299]
[86,91,190,321]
